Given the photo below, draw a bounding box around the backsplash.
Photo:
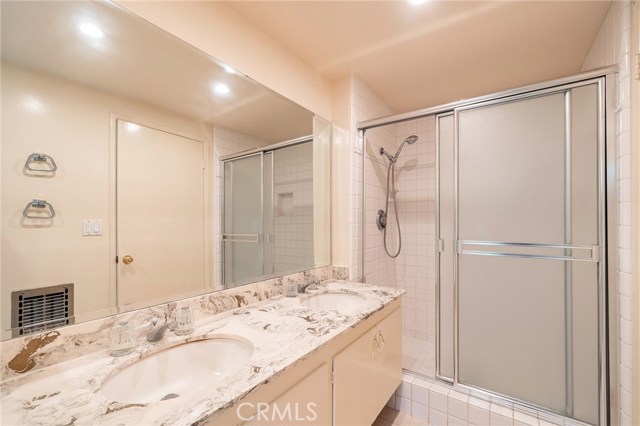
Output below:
[0,266,334,381]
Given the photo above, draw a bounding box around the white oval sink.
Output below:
[300,293,367,311]
[101,336,253,404]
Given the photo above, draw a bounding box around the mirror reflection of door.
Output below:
[116,120,206,307]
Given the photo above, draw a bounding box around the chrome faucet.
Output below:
[146,320,175,342]
[299,277,320,293]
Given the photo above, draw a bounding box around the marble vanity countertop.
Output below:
[0,281,404,426]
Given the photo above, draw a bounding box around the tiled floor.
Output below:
[373,407,424,426]
[403,335,435,378]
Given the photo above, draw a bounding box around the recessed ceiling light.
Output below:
[78,22,104,39]
[214,83,230,95]
[223,64,236,74]
[22,95,45,113]
[408,0,428,4]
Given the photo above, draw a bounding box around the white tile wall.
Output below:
[390,372,585,426]
[581,2,634,424]
[272,142,314,273]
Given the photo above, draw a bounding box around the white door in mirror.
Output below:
[116,120,206,306]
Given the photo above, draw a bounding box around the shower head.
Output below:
[394,134,418,159]
[404,135,419,145]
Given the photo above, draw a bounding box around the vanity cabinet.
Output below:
[241,363,332,426]
[206,298,402,426]
[333,308,402,426]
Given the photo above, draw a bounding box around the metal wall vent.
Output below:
[11,284,74,337]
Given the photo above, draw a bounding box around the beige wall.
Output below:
[115,1,332,121]
[0,64,209,331]
[330,78,352,269]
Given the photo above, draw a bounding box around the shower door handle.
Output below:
[457,240,599,263]
[222,234,262,243]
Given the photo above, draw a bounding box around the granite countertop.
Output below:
[0,281,403,426]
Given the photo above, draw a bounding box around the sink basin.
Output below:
[300,293,367,311]
[101,336,253,404]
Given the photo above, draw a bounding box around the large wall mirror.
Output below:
[1,0,331,340]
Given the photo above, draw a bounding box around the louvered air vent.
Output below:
[11,284,74,337]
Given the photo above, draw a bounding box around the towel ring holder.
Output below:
[23,199,56,219]
[24,153,57,174]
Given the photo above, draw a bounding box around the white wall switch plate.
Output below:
[82,220,103,236]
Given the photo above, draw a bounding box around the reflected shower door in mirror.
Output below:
[222,140,315,288]
[0,0,323,339]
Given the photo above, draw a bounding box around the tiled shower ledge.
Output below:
[389,371,587,426]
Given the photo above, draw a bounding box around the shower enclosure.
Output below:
[360,69,617,426]
[222,137,314,287]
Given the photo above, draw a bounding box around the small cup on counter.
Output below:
[110,320,136,356]
[174,305,195,335]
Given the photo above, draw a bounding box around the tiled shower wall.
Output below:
[273,142,315,274]
[351,75,438,374]
[580,1,634,424]
[363,123,398,288]
[393,118,437,344]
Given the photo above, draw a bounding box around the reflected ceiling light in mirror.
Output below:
[22,95,46,114]
[126,123,140,132]
[77,22,104,39]
[407,0,428,4]
[223,64,236,74]
[213,83,231,95]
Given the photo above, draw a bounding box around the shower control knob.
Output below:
[376,210,387,230]
[122,255,134,265]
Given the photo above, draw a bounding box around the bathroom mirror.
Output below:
[0,0,330,340]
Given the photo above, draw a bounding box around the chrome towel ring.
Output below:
[23,199,56,219]
[24,153,57,174]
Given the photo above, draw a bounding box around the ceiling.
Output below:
[226,1,612,113]
[1,1,313,143]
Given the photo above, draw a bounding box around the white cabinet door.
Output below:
[333,308,403,426]
[241,363,332,426]
[376,308,402,409]
[333,325,378,426]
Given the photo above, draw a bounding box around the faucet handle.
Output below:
[306,277,320,291]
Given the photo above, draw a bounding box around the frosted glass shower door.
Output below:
[456,83,602,424]
[223,153,264,287]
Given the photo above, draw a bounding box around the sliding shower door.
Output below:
[223,153,271,287]
[454,81,604,424]
[222,140,315,288]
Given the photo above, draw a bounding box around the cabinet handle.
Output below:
[372,333,379,359]
[377,330,385,352]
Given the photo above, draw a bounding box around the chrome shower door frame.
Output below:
[358,67,618,426]
[450,76,613,426]
[221,151,265,288]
